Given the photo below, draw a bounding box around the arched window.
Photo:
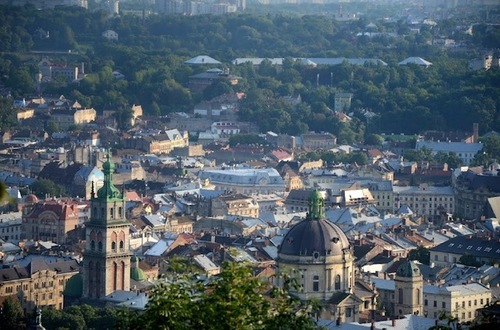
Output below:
[101,207,105,218]
[110,207,114,218]
[313,275,319,292]
[119,231,125,251]
[118,207,123,217]
[93,207,97,217]
[98,241,103,252]
[416,289,420,304]
[111,232,117,251]
[90,240,95,251]
[398,288,403,304]
[335,275,341,290]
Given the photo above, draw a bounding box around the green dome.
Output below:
[396,260,421,278]
[63,273,83,298]
[96,182,121,199]
[130,266,146,282]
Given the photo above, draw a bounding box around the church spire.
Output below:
[96,149,121,200]
[306,190,325,220]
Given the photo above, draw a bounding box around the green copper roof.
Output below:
[396,260,421,278]
[306,190,326,220]
[63,273,83,298]
[130,266,146,282]
[96,150,122,200]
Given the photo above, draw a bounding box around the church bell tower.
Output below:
[83,151,131,298]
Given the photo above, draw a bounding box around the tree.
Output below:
[228,134,267,147]
[0,296,24,329]
[30,179,66,198]
[364,133,384,146]
[0,97,17,130]
[142,262,317,330]
[408,246,430,265]
[459,253,481,267]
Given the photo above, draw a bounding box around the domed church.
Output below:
[277,191,376,323]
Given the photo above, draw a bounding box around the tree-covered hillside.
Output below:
[0,5,499,140]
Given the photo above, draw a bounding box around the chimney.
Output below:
[472,123,479,143]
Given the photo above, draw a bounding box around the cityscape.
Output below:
[0,0,499,329]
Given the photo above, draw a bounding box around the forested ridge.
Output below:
[0,5,499,140]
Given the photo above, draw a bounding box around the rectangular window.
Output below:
[442,302,446,308]
[425,299,428,306]
[433,301,437,307]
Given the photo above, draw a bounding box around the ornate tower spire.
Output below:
[306,190,325,220]
[83,147,131,299]
[96,149,121,200]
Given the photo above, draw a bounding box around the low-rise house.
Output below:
[299,132,337,150]
[211,121,240,135]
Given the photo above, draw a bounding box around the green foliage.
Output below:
[0,97,17,130]
[364,133,384,146]
[0,6,499,136]
[228,134,267,147]
[0,296,25,329]
[142,262,317,330]
[404,147,433,162]
[434,151,462,169]
[30,179,67,198]
[472,135,500,167]
[408,246,430,265]
[459,253,482,267]
[41,304,139,330]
